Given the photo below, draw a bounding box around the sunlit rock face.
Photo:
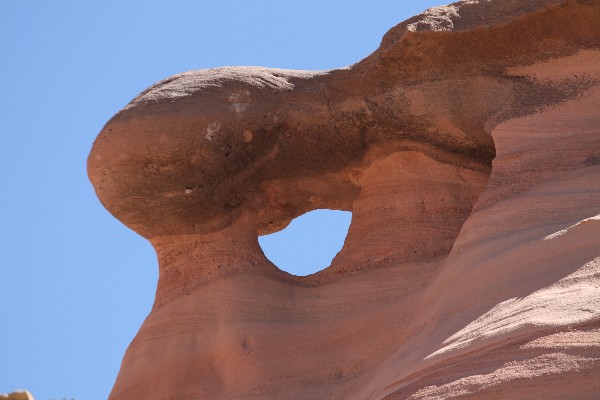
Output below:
[0,391,35,400]
[88,1,600,399]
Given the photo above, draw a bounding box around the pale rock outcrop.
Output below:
[0,391,35,400]
[89,1,600,399]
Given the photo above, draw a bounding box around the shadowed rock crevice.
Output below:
[89,1,600,399]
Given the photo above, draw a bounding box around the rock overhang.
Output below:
[90,1,600,241]
[88,1,600,398]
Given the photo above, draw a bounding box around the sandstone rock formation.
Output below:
[0,391,35,400]
[88,1,600,398]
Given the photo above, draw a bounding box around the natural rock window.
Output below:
[258,209,352,276]
[89,2,600,398]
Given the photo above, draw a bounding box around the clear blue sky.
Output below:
[0,2,441,399]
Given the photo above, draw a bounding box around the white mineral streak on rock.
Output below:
[407,5,460,32]
[229,90,251,113]
[544,214,600,240]
[407,0,492,32]
[204,121,221,140]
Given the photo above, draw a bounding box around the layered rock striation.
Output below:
[89,1,600,398]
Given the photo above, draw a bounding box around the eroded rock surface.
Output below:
[0,391,35,400]
[88,1,600,399]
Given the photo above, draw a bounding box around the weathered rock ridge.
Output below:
[88,1,600,399]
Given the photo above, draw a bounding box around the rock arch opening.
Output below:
[258,209,352,276]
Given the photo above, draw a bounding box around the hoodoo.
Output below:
[89,1,600,398]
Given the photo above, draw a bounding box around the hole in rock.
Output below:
[258,209,352,276]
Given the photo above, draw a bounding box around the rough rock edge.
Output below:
[379,0,565,52]
[0,391,35,400]
[126,66,331,108]
[406,0,561,32]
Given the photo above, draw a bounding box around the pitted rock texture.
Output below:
[88,1,600,399]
